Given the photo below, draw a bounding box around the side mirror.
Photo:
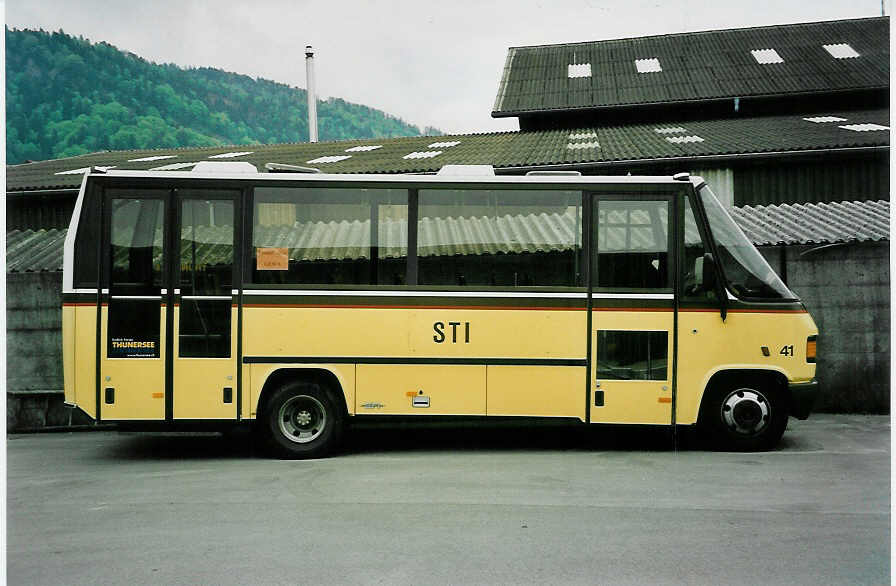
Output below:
[702,253,727,322]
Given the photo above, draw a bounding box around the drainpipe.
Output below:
[305,45,318,143]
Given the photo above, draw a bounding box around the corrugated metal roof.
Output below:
[6,229,67,273]
[6,108,889,193]
[731,199,890,246]
[493,17,889,116]
[9,200,888,273]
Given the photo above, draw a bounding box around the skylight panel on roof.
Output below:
[839,123,889,132]
[208,151,254,159]
[823,43,860,59]
[55,167,91,175]
[403,151,443,160]
[429,141,461,148]
[635,58,662,73]
[55,166,117,175]
[128,155,176,162]
[567,63,592,78]
[306,155,352,164]
[654,127,688,134]
[150,162,198,171]
[567,130,600,149]
[751,49,784,64]
[803,116,848,123]
[345,145,383,152]
[665,135,705,144]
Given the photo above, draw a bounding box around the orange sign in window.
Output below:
[256,247,289,271]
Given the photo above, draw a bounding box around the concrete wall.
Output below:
[760,241,890,413]
[5,271,89,429]
[7,272,64,392]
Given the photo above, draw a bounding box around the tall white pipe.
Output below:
[305,45,318,143]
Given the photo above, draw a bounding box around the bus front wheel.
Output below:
[262,381,344,459]
[699,378,788,451]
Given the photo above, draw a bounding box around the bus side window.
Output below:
[597,330,668,380]
[252,187,408,286]
[107,196,165,359]
[417,189,582,287]
[73,183,102,288]
[595,199,670,290]
[110,198,165,293]
[179,198,234,358]
[682,196,713,300]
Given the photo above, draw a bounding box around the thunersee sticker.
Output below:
[109,337,159,358]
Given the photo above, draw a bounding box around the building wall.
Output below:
[7,193,76,230]
[690,168,733,206]
[734,154,888,206]
[601,153,887,208]
[760,241,890,413]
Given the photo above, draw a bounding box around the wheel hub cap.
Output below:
[721,388,770,436]
[278,395,327,444]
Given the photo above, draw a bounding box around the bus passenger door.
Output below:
[171,192,240,420]
[100,192,168,421]
[588,192,676,425]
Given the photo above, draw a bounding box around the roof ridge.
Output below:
[506,15,888,51]
[5,150,111,167]
[37,129,526,161]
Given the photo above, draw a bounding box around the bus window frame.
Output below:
[101,188,170,296]
[415,185,586,289]
[588,187,684,295]
[86,176,696,296]
[243,180,592,292]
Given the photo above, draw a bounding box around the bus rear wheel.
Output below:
[699,378,788,451]
[262,381,344,459]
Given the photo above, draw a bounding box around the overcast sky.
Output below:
[5,0,888,135]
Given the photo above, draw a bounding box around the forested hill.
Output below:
[6,28,441,164]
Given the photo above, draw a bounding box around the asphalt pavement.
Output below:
[6,414,890,585]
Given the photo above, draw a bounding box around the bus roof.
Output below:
[90,168,701,187]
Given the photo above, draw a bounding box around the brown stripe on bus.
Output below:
[679,308,807,314]
[242,303,587,311]
[591,307,673,312]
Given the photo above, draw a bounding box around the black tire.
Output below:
[262,381,344,459]
[698,377,788,451]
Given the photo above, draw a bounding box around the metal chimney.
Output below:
[305,45,319,143]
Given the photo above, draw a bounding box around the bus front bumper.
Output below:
[789,379,818,420]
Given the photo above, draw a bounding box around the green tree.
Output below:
[5,27,442,164]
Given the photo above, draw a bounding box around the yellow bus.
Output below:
[62,163,818,457]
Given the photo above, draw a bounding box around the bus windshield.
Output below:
[698,184,795,301]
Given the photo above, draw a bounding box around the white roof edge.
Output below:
[62,172,90,291]
[93,169,684,184]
